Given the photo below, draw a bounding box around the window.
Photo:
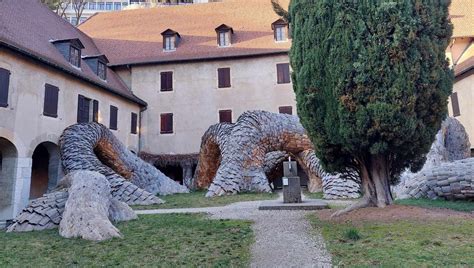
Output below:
[98,2,105,10]
[114,2,121,10]
[276,63,291,84]
[275,26,287,42]
[219,32,230,47]
[218,68,231,88]
[0,68,10,107]
[219,110,232,123]
[69,46,81,67]
[106,2,113,10]
[160,71,173,91]
[451,92,460,117]
[164,36,175,51]
[272,19,289,42]
[70,17,78,25]
[98,61,107,80]
[215,24,233,47]
[279,106,293,115]
[89,2,96,10]
[43,84,59,118]
[131,112,138,134]
[109,105,118,130]
[160,113,173,134]
[77,95,91,123]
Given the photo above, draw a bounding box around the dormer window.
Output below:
[215,24,233,47]
[97,61,107,80]
[69,46,81,67]
[272,19,289,42]
[83,54,109,81]
[161,29,180,52]
[51,38,85,68]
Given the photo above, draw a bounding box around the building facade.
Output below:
[0,0,144,224]
[446,0,474,153]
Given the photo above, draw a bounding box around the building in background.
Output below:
[446,0,474,154]
[62,0,211,25]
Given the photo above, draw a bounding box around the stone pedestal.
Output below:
[282,160,302,203]
[283,176,302,203]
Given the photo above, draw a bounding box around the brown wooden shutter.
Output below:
[160,113,173,134]
[279,106,293,115]
[451,92,460,117]
[219,110,232,123]
[218,68,231,88]
[77,95,90,123]
[109,105,118,130]
[161,72,173,91]
[131,112,138,134]
[0,68,10,107]
[277,63,290,84]
[43,84,59,117]
[93,100,99,122]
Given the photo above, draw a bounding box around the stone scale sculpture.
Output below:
[193,111,360,199]
[7,123,188,240]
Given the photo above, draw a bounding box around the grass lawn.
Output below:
[310,209,474,267]
[0,214,253,267]
[395,198,474,212]
[303,190,324,199]
[133,190,278,210]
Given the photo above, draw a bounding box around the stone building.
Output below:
[446,0,474,155]
[0,0,145,225]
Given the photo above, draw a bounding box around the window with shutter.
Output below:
[93,100,99,122]
[160,113,173,134]
[218,68,231,88]
[451,92,460,117]
[219,110,232,123]
[109,105,118,130]
[43,84,59,117]
[77,95,92,123]
[0,68,11,107]
[160,71,173,91]
[277,63,290,84]
[131,112,138,134]
[278,106,293,115]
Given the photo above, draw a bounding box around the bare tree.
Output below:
[40,0,70,18]
[71,0,87,25]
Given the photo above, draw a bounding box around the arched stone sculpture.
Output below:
[394,117,473,200]
[7,123,187,239]
[194,111,360,198]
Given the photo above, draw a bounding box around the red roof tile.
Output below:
[0,0,145,105]
[79,0,291,66]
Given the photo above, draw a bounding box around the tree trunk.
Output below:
[332,154,392,217]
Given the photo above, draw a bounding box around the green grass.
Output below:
[310,216,474,267]
[133,190,278,210]
[0,214,253,267]
[395,198,474,212]
[303,191,324,199]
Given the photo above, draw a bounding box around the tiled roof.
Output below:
[0,0,146,106]
[450,0,474,38]
[79,0,291,66]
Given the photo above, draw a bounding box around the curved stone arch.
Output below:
[0,127,28,158]
[29,140,64,198]
[0,136,18,221]
[26,133,61,158]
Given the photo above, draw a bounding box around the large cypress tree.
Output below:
[289,0,453,214]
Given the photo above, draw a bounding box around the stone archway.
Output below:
[29,142,62,199]
[0,137,18,221]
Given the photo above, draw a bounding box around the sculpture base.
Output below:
[283,176,302,203]
[258,199,329,210]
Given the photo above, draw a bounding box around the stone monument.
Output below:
[282,158,302,203]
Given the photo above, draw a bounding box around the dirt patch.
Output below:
[316,205,474,223]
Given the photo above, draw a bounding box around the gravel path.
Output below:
[136,194,337,267]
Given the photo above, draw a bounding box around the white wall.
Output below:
[131,54,296,154]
